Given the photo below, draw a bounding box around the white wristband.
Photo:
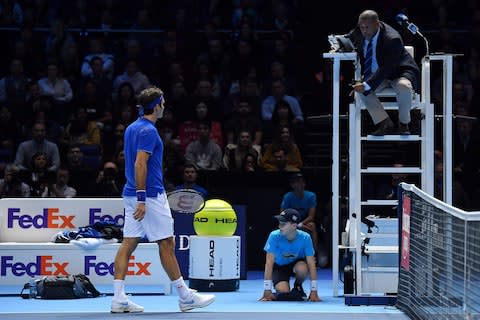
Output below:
[310,280,318,291]
[298,222,303,228]
[264,280,273,291]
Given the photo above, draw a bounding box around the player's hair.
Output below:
[138,86,164,115]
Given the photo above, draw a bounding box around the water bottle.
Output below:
[29,278,37,299]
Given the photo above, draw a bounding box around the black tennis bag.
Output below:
[22,274,101,299]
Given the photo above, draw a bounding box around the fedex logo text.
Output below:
[84,256,151,276]
[7,208,75,229]
[89,208,124,226]
[1,256,69,276]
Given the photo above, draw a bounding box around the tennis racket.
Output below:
[167,189,206,214]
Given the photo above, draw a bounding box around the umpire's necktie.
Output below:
[363,40,373,80]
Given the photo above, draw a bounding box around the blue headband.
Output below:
[145,96,163,110]
[138,96,163,116]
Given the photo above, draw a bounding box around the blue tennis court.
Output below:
[0,270,409,320]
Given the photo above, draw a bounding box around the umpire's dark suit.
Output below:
[350,22,420,126]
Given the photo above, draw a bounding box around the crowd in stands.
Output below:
[0,0,309,199]
[0,0,479,212]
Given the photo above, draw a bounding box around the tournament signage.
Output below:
[0,243,171,293]
[188,236,241,291]
[401,195,411,271]
[0,199,124,241]
[0,198,246,284]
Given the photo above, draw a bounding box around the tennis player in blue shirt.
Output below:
[111,86,215,313]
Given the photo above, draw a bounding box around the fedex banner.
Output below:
[0,198,124,241]
[0,243,171,293]
[0,198,247,279]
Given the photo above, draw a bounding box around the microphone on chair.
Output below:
[395,13,430,57]
[395,13,419,35]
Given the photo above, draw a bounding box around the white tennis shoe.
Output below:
[179,291,215,312]
[111,298,144,313]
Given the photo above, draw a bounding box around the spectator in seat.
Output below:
[0,59,32,120]
[44,19,76,68]
[23,103,63,145]
[230,39,261,95]
[261,146,300,173]
[192,61,224,100]
[50,166,76,198]
[280,172,320,256]
[184,121,223,171]
[191,79,222,120]
[168,80,191,122]
[81,56,113,110]
[224,96,263,147]
[14,122,60,172]
[263,99,295,143]
[27,151,55,198]
[80,37,115,80]
[60,107,101,151]
[178,100,224,153]
[262,61,296,99]
[112,82,137,128]
[223,130,260,171]
[158,106,184,184]
[95,161,122,197]
[224,77,262,118]
[25,81,42,120]
[102,122,125,164]
[64,144,96,197]
[260,125,302,172]
[267,37,294,75]
[0,164,30,198]
[112,149,126,188]
[195,38,231,88]
[116,38,151,76]
[0,1,24,26]
[261,79,303,127]
[76,78,113,132]
[175,163,208,199]
[112,60,151,99]
[59,41,81,94]
[269,1,293,33]
[37,61,74,125]
[241,152,260,172]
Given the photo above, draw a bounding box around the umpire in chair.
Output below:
[349,9,420,136]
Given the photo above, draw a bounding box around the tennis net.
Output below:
[397,183,480,319]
